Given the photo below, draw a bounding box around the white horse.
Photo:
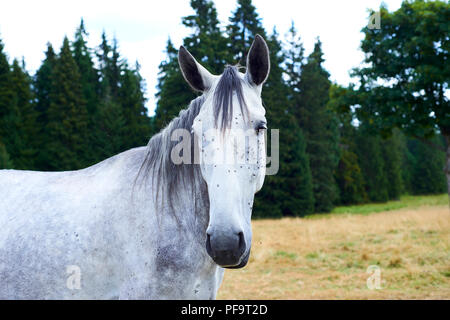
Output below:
[0,35,270,299]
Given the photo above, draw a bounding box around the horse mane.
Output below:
[135,65,248,214]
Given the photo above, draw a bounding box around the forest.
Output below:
[0,0,447,218]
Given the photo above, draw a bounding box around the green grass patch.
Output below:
[305,252,319,260]
[274,250,298,260]
[303,194,448,219]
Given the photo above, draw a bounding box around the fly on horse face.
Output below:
[0,35,270,299]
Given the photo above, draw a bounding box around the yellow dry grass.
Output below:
[217,204,450,300]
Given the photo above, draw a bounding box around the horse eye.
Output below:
[256,121,267,134]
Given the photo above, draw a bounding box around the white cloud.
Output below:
[0,0,403,116]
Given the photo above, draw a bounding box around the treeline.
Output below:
[0,20,152,172]
[0,0,447,218]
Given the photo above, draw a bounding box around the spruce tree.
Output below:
[72,20,101,165]
[93,32,124,157]
[96,32,121,101]
[153,38,196,132]
[72,19,99,115]
[296,39,340,212]
[227,0,266,65]
[119,61,151,149]
[283,22,304,92]
[45,36,89,170]
[154,0,229,133]
[0,41,35,169]
[34,43,57,170]
[0,38,17,166]
[94,32,151,157]
[182,0,231,73]
[9,59,37,169]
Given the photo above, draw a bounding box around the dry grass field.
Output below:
[217,194,450,300]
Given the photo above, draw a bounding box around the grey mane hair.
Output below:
[214,65,249,131]
[134,95,206,218]
[135,65,249,218]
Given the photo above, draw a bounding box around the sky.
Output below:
[0,0,404,116]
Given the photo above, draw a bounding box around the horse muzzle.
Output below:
[205,229,248,268]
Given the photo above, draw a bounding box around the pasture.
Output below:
[217,194,450,299]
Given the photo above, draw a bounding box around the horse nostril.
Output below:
[206,233,214,257]
[238,231,245,253]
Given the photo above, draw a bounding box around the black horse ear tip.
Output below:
[179,46,190,56]
[254,34,265,43]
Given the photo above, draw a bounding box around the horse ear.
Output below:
[178,46,215,92]
[245,34,270,86]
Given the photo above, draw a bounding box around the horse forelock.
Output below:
[213,65,249,131]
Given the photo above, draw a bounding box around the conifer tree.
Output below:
[153,38,194,132]
[0,38,17,165]
[45,37,89,170]
[119,61,151,149]
[92,32,125,157]
[72,19,99,115]
[296,39,340,212]
[9,59,37,169]
[0,40,36,169]
[227,0,266,65]
[182,0,231,73]
[265,30,315,217]
[35,43,56,125]
[154,0,229,133]
[34,43,57,170]
[283,22,304,92]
